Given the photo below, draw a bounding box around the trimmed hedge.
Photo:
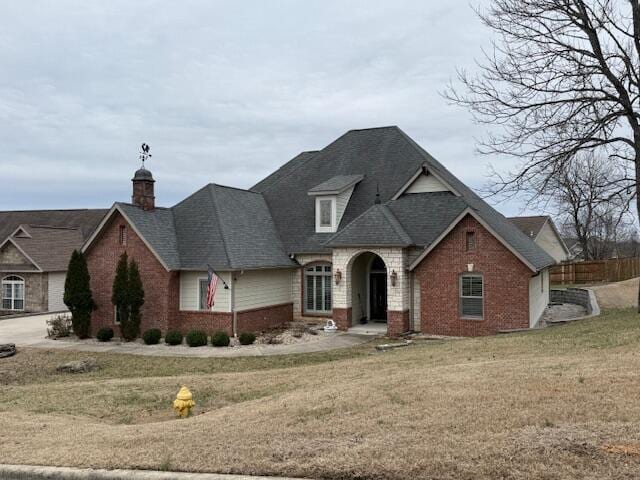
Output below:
[239,332,256,345]
[142,328,162,345]
[211,330,231,347]
[164,330,183,346]
[186,330,208,347]
[96,327,114,342]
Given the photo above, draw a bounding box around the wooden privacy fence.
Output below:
[550,257,640,285]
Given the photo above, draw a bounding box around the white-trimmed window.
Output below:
[304,264,332,314]
[460,274,483,319]
[315,197,336,233]
[2,275,25,311]
[199,278,210,311]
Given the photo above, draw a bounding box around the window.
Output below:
[460,274,483,318]
[2,275,24,311]
[541,270,545,293]
[114,305,121,324]
[465,231,476,251]
[304,264,332,314]
[315,197,336,232]
[119,225,127,246]
[199,278,210,311]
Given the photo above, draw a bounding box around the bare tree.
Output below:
[446,0,640,307]
[552,154,634,260]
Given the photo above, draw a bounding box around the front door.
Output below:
[370,272,387,321]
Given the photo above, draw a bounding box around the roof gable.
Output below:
[0,239,40,272]
[508,216,549,239]
[325,204,413,247]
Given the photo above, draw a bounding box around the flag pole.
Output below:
[207,265,230,290]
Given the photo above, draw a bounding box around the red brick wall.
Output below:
[388,310,410,337]
[414,214,532,337]
[333,307,352,330]
[85,211,176,336]
[86,210,294,338]
[172,311,232,334]
[237,302,292,333]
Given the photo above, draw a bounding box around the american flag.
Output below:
[206,266,219,309]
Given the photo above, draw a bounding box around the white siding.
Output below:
[336,186,355,227]
[179,271,231,313]
[47,272,67,312]
[405,173,449,193]
[528,269,549,328]
[535,222,569,263]
[235,269,294,311]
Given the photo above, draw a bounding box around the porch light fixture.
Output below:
[390,269,398,287]
[334,269,342,285]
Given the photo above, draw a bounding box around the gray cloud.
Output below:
[0,0,531,216]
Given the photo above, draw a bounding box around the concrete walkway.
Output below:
[0,464,306,480]
[0,312,372,357]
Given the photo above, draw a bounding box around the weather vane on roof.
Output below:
[139,143,151,168]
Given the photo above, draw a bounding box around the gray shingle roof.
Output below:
[385,192,469,246]
[116,185,296,271]
[308,175,364,195]
[326,204,413,247]
[0,209,107,243]
[251,151,318,193]
[95,126,554,273]
[117,203,181,270]
[253,126,554,271]
[6,225,85,271]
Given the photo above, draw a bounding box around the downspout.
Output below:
[409,269,414,332]
[230,273,237,338]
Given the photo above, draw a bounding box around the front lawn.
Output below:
[2,309,640,479]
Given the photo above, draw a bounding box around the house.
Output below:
[0,209,107,314]
[83,126,555,337]
[508,216,570,263]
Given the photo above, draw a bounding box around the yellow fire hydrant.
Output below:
[173,386,195,418]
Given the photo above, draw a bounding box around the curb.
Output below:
[0,464,307,480]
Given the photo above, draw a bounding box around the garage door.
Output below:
[47,272,67,312]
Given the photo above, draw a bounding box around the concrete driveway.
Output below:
[0,312,60,346]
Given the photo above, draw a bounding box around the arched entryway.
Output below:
[349,252,387,326]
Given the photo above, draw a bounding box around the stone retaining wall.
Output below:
[550,288,593,314]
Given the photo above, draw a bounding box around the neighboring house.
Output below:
[83,126,555,337]
[508,216,570,263]
[0,210,107,314]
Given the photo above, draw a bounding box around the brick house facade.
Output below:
[413,215,531,336]
[81,127,555,339]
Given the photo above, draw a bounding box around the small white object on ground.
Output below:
[323,319,338,332]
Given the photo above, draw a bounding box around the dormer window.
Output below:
[308,174,364,234]
[316,197,336,232]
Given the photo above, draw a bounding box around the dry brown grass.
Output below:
[591,277,639,309]
[2,310,640,479]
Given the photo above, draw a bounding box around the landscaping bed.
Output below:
[48,321,327,349]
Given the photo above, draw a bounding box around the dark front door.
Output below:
[370,272,387,321]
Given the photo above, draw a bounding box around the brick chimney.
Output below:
[132,167,155,210]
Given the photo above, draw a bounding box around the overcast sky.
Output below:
[0,0,532,216]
